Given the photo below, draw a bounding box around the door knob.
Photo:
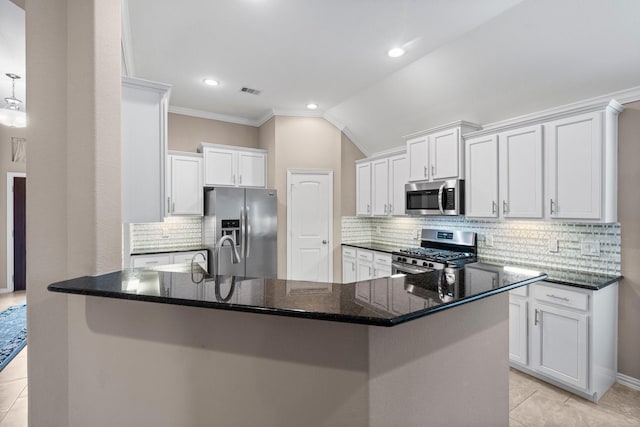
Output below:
[322,240,328,244]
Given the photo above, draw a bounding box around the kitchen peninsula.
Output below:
[49,263,545,426]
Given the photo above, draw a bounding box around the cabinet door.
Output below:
[357,260,373,281]
[169,155,203,215]
[499,125,543,218]
[172,251,207,270]
[204,148,236,186]
[545,112,603,220]
[430,128,460,180]
[371,278,390,311]
[388,154,408,215]
[237,151,266,188]
[342,257,356,283]
[407,136,429,181]
[356,162,372,216]
[531,302,589,390]
[509,296,528,366]
[465,135,499,218]
[131,254,172,268]
[371,158,389,215]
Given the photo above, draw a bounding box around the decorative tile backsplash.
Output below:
[130,217,203,253]
[342,216,620,275]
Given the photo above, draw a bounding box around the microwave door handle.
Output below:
[437,183,446,214]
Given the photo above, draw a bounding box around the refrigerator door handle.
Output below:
[240,206,246,260]
[245,205,251,259]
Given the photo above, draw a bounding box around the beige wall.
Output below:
[617,104,640,379]
[341,133,365,216]
[258,116,275,188]
[168,112,259,152]
[0,126,26,291]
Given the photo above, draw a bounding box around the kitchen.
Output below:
[11,0,640,426]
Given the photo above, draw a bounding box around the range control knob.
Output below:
[411,259,417,265]
[422,262,428,267]
[429,263,434,268]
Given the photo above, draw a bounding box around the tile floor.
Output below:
[1,290,639,426]
[0,291,27,427]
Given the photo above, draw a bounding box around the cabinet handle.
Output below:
[367,204,370,213]
[232,175,236,184]
[389,203,393,213]
[503,200,508,214]
[424,165,427,177]
[492,201,497,215]
[239,175,242,184]
[431,165,435,177]
[352,263,355,271]
[534,309,539,326]
[172,202,175,213]
[546,294,570,302]
[384,204,387,214]
[167,197,171,213]
[146,261,159,265]
[550,198,555,215]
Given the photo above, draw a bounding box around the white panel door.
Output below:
[289,172,332,282]
[545,112,602,220]
[356,162,372,216]
[509,297,528,366]
[169,155,203,215]
[371,158,389,216]
[407,136,429,181]
[532,302,589,390]
[499,125,543,218]
[430,128,460,180]
[388,154,408,215]
[237,151,266,188]
[204,148,235,186]
[465,135,499,218]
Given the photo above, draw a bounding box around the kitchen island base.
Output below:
[72,291,509,427]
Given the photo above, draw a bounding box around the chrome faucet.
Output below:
[213,235,241,276]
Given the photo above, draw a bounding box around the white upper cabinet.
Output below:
[429,128,460,180]
[545,112,603,221]
[388,154,409,215]
[200,143,266,188]
[122,77,171,224]
[166,152,203,216]
[407,136,429,181]
[371,158,390,216]
[356,162,372,216]
[465,134,498,218]
[498,125,544,218]
[406,122,481,182]
[356,149,408,217]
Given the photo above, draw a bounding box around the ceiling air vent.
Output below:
[240,87,262,95]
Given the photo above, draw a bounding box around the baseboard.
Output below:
[617,373,640,391]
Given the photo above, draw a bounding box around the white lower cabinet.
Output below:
[342,247,393,284]
[510,280,618,402]
[131,250,208,270]
[342,247,357,283]
[356,249,374,281]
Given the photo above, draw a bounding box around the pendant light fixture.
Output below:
[0,73,27,128]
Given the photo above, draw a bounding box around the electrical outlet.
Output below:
[581,240,600,256]
[485,234,494,247]
[548,238,559,253]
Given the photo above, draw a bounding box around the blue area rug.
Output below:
[0,304,27,372]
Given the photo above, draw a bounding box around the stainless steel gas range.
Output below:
[392,229,477,275]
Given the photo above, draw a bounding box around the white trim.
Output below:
[323,112,370,157]
[197,142,267,155]
[272,108,324,119]
[169,106,259,127]
[255,111,275,127]
[402,120,482,140]
[364,145,406,161]
[122,76,172,94]
[120,0,135,77]
[5,172,26,293]
[167,150,202,158]
[617,373,640,391]
[286,169,334,282]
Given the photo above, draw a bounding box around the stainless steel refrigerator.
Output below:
[204,187,277,278]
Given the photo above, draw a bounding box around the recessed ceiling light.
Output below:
[306,103,318,110]
[387,47,405,58]
[203,79,219,86]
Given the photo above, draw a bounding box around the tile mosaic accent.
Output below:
[130,217,203,253]
[342,216,620,275]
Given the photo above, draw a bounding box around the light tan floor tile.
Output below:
[510,417,527,426]
[16,387,25,399]
[596,383,640,421]
[511,391,639,427]
[510,370,537,410]
[0,354,27,384]
[0,379,26,413]
[0,395,27,427]
[0,293,26,312]
[0,411,6,424]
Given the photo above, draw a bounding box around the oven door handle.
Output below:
[437,183,446,215]
[392,262,431,275]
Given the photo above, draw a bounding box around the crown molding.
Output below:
[255,111,275,127]
[271,108,324,118]
[168,106,259,127]
[121,0,135,77]
[322,112,371,157]
[403,120,482,140]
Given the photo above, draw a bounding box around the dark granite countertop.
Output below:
[532,267,620,290]
[47,262,546,327]
[341,242,404,254]
[130,247,208,256]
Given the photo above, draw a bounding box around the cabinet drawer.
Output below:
[357,249,373,262]
[510,285,528,297]
[131,254,172,268]
[534,284,588,311]
[373,252,392,266]
[343,247,357,258]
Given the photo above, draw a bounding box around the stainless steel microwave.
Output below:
[405,179,464,215]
